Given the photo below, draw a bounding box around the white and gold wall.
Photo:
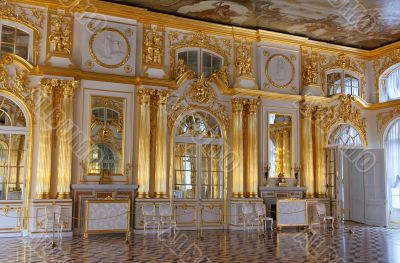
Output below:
[0,0,399,235]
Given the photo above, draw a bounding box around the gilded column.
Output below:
[137,88,152,198]
[154,90,169,198]
[314,107,327,197]
[56,80,77,199]
[246,99,260,198]
[282,128,291,177]
[232,98,244,198]
[300,105,314,197]
[35,79,55,199]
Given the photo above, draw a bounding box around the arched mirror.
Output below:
[87,96,125,176]
[0,95,28,200]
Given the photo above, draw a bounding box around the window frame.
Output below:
[326,69,361,97]
[176,48,224,78]
[0,21,33,62]
[380,64,400,102]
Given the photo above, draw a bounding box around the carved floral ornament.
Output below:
[0,54,36,113]
[143,25,164,66]
[235,40,253,78]
[376,106,400,136]
[301,49,319,87]
[47,12,73,57]
[311,95,367,146]
[0,0,45,65]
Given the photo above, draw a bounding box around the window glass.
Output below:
[0,25,29,60]
[385,67,400,101]
[177,50,222,78]
[327,71,360,96]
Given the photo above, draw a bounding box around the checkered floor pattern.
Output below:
[0,222,398,263]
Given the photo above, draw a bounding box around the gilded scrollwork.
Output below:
[0,54,36,113]
[143,25,164,66]
[235,40,252,78]
[373,48,400,102]
[376,106,400,135]
[168,30,231,79]
[185,75,216,105]
[47,12,73,57]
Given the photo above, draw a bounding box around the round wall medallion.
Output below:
[89,27,131,68]
[265,54,295,89]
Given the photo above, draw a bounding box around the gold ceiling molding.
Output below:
[168,30,231,79]
[46,11,73,61]
[373,48,400,103]
[319,53,366,98]
[314,95,367,146]
[376,106,400,136]
[0,54,36,113]
[0,0,44,65]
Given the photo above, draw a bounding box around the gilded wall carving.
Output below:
[301,49,319,87]
[376,106,400,135]
[143,25,164,67]
[0,54,36,113]
[373,48,400,102]
[168,30,231,79]
[47,11,73,59]
[234,40,252,78]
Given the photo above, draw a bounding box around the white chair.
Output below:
[255,203,273,233]
[142,204,160,234]
[316,203,334,228]
[241,203,257,231]
[44,205,63,239]
[158,203,177,237]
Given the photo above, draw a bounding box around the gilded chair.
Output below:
[142,204,160,234]
[316,202,334,228]
[158,203,177,237]
[44,205,63,239]
[255,203,273,233]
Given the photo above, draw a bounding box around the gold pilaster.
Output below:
[245,99,260,198]
[300,105,314,197]
[314,107,327,197]
[35,79,55,199]
[137,88,152,198]
[232,98,244,198]
[56,80,77,199]
[154,90,169,198]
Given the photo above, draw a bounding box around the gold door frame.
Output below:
[169,108,228,225]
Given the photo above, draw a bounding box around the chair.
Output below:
[142,204,160,234]
[158,203,177,237]
[316,203,334,227]
[44,205,63,239]
[241,203,257,231]
[254,203,273,233]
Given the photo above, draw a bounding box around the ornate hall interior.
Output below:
[1,0,400,262]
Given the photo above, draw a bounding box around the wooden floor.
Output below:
[0,222,396,262]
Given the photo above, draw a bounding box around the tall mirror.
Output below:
[267,113,293,178]
[87,96,125,176]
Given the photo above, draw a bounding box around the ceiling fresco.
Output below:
[104,0,400,50]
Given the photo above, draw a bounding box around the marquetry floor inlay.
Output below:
[0,222,398,262]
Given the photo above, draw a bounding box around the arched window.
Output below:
[385,119,400,222]
[327,70,360,97]
[328,124,362,147]
[380,65,400,102]
[177,49,222,77]
[0,95,28,200]
[0,25,30,60]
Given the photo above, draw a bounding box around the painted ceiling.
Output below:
[103,0,400,50]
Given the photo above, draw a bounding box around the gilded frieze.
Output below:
[376,106,400,135]
[168,30,231,79]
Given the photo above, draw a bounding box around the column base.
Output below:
[154,192,168,198]
[247,192,258,198]
[35,192,50,199]
[57,192,71,199]
[232,192,244,198]
[138,192,150,198]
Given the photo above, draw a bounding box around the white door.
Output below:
[364,149,387,226]
[347,149,365,223]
